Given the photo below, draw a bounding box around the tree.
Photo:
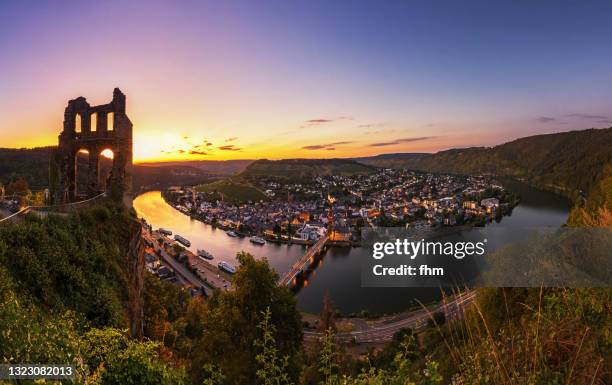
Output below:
[143,274,189,342]
[82,328,188,385]
[318,328,340,385]
[254,307,291,385]
[5,177,29,196]
[319,291,336,332]
[191,252,302,384]
[201,364,225,385]
[314,330,442,385]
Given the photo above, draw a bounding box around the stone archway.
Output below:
[51,88,133,205]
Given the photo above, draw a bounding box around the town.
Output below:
[163,169,519,246]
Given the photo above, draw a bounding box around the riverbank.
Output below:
[142,225,233,292]
[160,188,519,248]
[134,187,570,315]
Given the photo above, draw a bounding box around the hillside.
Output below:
[0,147,56,190]
[358,128,612,199]
[140,159,253,175]
[132,164,216,192]
[353,152,429,163]
[0,147,217,192]
[196,178,267,203]
[0,202,188,383]
[240,158,376,182]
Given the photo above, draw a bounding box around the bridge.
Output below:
[0,192,107,227]
[279,234,329,287]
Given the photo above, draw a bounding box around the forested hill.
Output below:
[141,159,253,175]
[0,147,55,190]
[239,158,376,182]
[358,128,612,198]
[0,147,217,192]
[0,202,191,383]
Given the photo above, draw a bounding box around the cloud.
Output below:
[566,113,610,120]
[306,119,333,124]
[329,141,352,145]
[369,136,434,147]
[369,141,398,147]
[536,113,611,125]
[177,149,185,154]
[358,123,384,128]
[302,116,353,127]
[193,140,213,147]
[218,145,241,151]
[302,145,327,150]
[225,137,239,142]
[536,116,556,123]
[189,140,215,153]
[301,141,352,150]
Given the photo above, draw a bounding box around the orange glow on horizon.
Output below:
[3,109,509,164]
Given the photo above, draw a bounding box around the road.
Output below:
[140,224,475,344]
[143,229,232,291]
[185,250,232,291]
[304,290,476,343]
[144,232,208,289]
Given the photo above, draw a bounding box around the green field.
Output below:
[196,178,267,203]
[240,158,377,182]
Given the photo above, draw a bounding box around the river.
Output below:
[133,179,570,315]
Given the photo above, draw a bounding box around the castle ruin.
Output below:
[51,88,133,205]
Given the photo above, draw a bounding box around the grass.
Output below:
[196,178,267,204]
[420,287,611,385]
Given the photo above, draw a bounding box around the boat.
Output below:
[174,234,191,247]
[249,236,266,245]
[226,230,238,237]
[158,228,172,236]
[218,261,237,274]
[197,249,214,260]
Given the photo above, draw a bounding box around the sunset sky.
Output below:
[1,1,612,162]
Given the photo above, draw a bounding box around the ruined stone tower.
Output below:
[50,88,133,205]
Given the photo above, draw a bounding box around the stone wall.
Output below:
[51,88,133,205]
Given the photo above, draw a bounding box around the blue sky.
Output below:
[1,0,611,160]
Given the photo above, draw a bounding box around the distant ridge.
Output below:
[353,152,429,162]
[139,159,253,175]
[0,147,216,191]
[355,128,612,198]
[3,128,610,200]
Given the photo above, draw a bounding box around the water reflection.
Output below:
[134,181,570,315]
